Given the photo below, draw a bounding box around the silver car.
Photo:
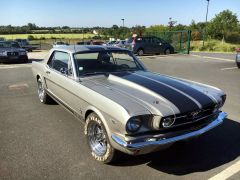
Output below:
[32,45,227,163]
[113,40,126,48]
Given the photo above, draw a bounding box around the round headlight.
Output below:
[126,117,142,133]
[162,117,175,128]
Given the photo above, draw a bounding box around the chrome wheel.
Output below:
[87,121,107,156]
[37,79,45,102]
[165,49,170,55]
[137,49,144,56]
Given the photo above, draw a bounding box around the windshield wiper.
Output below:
[80,72,109,77]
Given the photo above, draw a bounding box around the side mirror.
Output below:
[60,67,68,75]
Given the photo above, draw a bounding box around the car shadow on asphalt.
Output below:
[112,118,240,175]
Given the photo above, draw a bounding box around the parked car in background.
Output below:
[77,41,91,45]
[0,41,28,63]
[113,40,126,48]
[53,41,69,48]
[15,39,33,52]
[0,37,5,41]
[90,40,104,45]
[102,41,116,46]
[32,45,227,163]
[236,47,240,68]
[127,36,174,56]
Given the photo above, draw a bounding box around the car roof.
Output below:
[52,45,128,53]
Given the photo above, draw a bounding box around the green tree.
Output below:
[206,10,239,40]
[146,25,168,33]
[132,25,146,36]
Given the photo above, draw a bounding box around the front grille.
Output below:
[129,112,218,138]
[172,106,215,127]
[7,52,19,56]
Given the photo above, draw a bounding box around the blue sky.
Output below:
[1,0,239,27]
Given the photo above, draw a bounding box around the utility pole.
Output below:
[203,0,210,47]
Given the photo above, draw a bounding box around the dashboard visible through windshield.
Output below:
[73,50,144,76]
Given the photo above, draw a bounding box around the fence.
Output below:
[145,30,192,54]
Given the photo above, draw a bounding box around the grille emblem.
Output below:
[190,110,201,119]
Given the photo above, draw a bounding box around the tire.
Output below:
[37,77,53,104]
[84,112,120,163]
[24,58,29,63]
[236,62,240,69]
[137,49,144,56]
[165,48,171,55]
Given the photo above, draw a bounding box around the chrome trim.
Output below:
[171,112,217,128]
[112,112,227,150]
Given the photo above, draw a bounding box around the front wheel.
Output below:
[84,112,120,163]
[37,77,53,104]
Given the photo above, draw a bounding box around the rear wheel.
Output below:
[137,49,144,56]
[85,112,120,163]
[37,77,52,104]
[165,48,171,55]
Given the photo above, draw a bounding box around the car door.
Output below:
[44,51,76,107]
[152,37,164,54]
[142,37,154,54]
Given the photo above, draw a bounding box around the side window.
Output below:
[48,51,72,76]
[152,37,160,43]
[143,37,150,43]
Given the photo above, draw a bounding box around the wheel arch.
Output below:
[36,74,47,89]
[36,74,40,80]
[84,106,111,135]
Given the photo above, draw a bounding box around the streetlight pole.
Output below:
[121,18,125,39]
[121,18,125,28]
[203,0,210,47]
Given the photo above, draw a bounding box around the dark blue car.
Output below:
[236,48,240,69]
[126,36,174,56]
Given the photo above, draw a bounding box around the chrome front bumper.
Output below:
[111,112,227,155]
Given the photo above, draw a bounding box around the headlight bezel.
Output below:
[161,116,176,128]
[19,51,27,55]
[0,51,7,56]
[126,117,142,133]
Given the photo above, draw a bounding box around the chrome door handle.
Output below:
[46,71,50,74]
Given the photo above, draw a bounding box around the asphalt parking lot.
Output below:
[0,52,240,180]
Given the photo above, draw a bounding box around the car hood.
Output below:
[0,47,25,52]
[81,71,224,117]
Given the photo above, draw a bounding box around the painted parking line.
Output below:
[191,54,234,62]
[209,160,240,180]
[0,64,31,69]
[221,67,238,71]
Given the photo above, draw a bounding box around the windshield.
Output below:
[108,41,116,44]
[73,50,144,76]
[0,41,20,48]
